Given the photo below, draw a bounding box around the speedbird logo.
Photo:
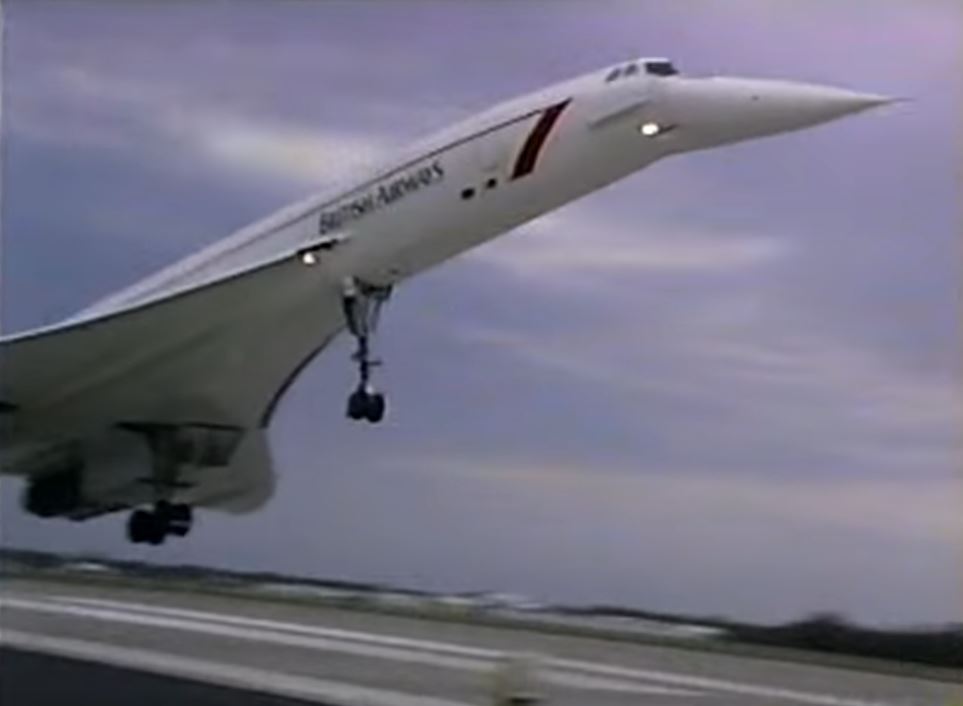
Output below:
[319,161,445,235]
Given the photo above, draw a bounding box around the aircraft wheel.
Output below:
[364,393,386,424]
[167,504,193,537]
[347,388,368,419]
[128,509,157,544]
[346,389,368,420]
[146,511,168,545]
[347,388,387,423]
[170,503,192,524]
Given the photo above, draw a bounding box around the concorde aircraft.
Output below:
[0,58,892,544]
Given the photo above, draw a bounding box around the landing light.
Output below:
[300,251,318,266]
[639,122,662,137]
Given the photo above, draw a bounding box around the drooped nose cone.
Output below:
[660,76,895,150]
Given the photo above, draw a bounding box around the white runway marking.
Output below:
[0,629,472,706]
[1,596,699,697]
[1,593,900,705]
[54,595,503,659]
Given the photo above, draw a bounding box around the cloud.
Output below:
[170,115,394,185]
[457,290,961,479]
[16,65,398,187]
[469,211,791,279]
[406,455,962,546]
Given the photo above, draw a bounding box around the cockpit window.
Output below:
[645,60,678,76]
[607,60,674,83]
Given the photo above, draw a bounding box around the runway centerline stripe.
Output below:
[511,99,571,180]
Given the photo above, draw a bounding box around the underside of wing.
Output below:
[1,254,347,522]
[1,253,344,452]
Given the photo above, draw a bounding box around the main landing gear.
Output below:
[342,277,391,424]
[127,501,192,545]
[124,425,199,545]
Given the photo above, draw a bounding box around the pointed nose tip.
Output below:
[813,87,898,118]
[737,80,900,136]
[663,77,900,151]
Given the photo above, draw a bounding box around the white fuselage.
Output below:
[79,68,666,318]
[78,60,888,322]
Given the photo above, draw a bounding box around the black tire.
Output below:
[365,393,386,423]
[346,389,368,420]
[127,509,153,544]
[170,503,192,524]
[168,504,193,537]
[145,513,167,545]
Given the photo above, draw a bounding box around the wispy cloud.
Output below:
[406,455,963,545]
[170,115,394,185]
[469,211,791,278]
[18,65,397,186]
[458,292,961,477]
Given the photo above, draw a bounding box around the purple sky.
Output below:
[1,0,960,626]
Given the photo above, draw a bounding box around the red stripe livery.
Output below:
[511,100,571,180]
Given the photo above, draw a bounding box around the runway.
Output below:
[0,648,321,706]
[0,577,958,706]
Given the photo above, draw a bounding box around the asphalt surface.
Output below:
[1,577,959,706]
[0,648,324,706]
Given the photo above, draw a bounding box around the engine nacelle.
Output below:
[21,425,274,520]
[82,428,155,506]
[22,429,154,519]
[23,466,83,518]
[168,424,243,467]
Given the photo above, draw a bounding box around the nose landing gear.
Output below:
[342,277,392,424]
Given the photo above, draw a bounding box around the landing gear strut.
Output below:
[127,501,193,545]
[342,277,391,424]
[126,426,197,545]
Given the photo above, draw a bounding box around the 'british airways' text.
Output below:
[318,161,445,235]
